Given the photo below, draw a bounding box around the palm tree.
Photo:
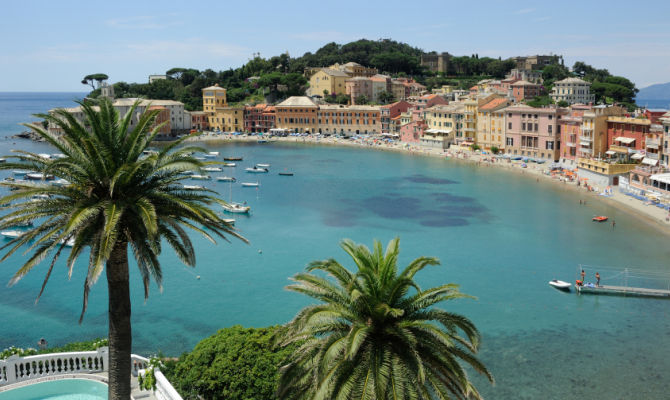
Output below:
[277,238,493,400]
[0,98,245,399]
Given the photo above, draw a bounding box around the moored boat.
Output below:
[202,167,223,172]
[241,182,259,187]
[222,218,235,225]
[183,185,204,190]
[278,172,294,176]
[190,174,211,180]
[223,163,236,167]
[12,170,31,177]
[25,173,55,181]
[256,163,270,168]
[1,230,24,239]
[216,176,236,182]
[245,167,268,173]
[224,157,243,161]
[222,202,250,214]
[549,279,571,292]
[592,216,608,222]
[204,152,220,158]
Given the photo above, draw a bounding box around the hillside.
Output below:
[636,82,670,100]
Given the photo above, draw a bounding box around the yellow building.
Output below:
[463,98,478,142]
[476,98,510,151]
[202,84,227,113]
[309,69,349,96]
[423,103,465,144]
[202,84,241,132]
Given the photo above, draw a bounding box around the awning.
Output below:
[425,129,437,133]
[579,141,591,146]
[615,136,635,144]
[605,150,616,155]
[650,173,670,185]
[642,157,659,166]
[631,153,644,160]
[566,143,576,147]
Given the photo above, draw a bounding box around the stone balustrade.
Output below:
[0,347,182,400]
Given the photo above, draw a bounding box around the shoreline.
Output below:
[185,133,670,237]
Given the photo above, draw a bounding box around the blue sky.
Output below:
[1,0,669,91]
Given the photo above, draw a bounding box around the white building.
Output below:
[149,74,167,83]
[550,77,595,105]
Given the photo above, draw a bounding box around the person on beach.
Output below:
[596,272,601,287]
[612,219,615,229]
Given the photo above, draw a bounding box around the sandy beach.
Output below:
[185,132,670,236]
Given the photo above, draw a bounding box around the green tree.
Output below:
[0,99,245,399]
[335,93,350,105]
[165,326,297,400]
[355,94,369,105]
[82,73,109,91]
[278,238,493,400]
[378,91,395,104]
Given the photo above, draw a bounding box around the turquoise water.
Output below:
[0,379,107,400]
[2,93,670,399]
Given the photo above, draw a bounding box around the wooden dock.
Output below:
[575,284,670,298]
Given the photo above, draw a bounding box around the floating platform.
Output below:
[575,284,670,298]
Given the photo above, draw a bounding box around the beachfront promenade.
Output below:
[187,132,670,234]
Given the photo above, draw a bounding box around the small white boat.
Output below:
[51,153,67,159]
[241,182,259,187]
[217,176,236,182]
[37,153,51,159]
[245,167,268,173]
[179,170,195,175]
[59,237,75,247]
[204,152,220,158]
[202,167,223,172]
[31,194,51,200]
[0,158,6,163]
[222,202,250,214]
[222,218,235,226]
[549,279,571,292]
[190,174,211,180]
[1,230,24,239]
[25,173,54,181]
[194,157,206,161]
[52,179,70,186]
[183,185,204,190]
[12,170,31,177]
[223,163,236,167]
[256,163,270,168]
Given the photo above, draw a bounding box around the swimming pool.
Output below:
[0,378,107,400]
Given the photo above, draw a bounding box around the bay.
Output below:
[1,93,669,399]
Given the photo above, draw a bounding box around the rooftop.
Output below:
[479,98,509,111]
[554,77,591,85]
[276,96,318,107]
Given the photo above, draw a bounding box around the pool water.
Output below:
[0,379,107,400]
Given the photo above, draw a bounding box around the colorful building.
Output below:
[424,103,465,145]
[274,96,318,134]
[503,104,568,160]
[309,68,349,97]
[380,101,411,133]
[399,108,428,143]
[244,104,275,133]
[346,77,373,104]
[661,112,670,167]
[558,105,588,161]
[476,98,510,151]
[202,84,227,113]
[211,106,244,132]
[575,105,624,160]
[189,111,209,131]
[511,80,542,102]
[316,105,381,136]
[606,116,651,158]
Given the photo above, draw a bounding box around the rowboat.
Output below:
[278,172,294,176]
[592,216,608,222]
[241,182,259,187]
[224,157,243,161]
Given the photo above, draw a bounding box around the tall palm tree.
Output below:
[0,98,245,399]
[278,238,493,400]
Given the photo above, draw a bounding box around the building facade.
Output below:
[244,104,276,133]
[316,105,381,136]
[309,69,349,96]
[511,80,541,102]
[189,111,209,131]
[504,104,567,160]
[550,77,595,105]
[606,116,651,158]
[346,77,373,104]
[274,96,318,133]
[380,101,411,133]
[420,52,452,73]
[476,98,510,151]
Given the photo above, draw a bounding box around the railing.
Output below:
[579,135,592,142]
[0,348,182,400]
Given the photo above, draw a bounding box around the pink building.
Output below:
[399,109,427,143]
[511,80,542,102]
[558,105,589,161]
[504,104,568,160]
[411,94,448,110]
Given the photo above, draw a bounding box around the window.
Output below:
[534,123,538,132]
[508,122,512,129]
[548,125,552,134]
[506,137,513,146]
[548,115,552,120]
[546,141,554,150]
[522,123,526,131]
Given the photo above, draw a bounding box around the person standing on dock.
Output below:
[596,272,601,287]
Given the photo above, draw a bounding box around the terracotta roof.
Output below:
[202,85,225,91]
[511,80,539,87]
[479,98,509,111]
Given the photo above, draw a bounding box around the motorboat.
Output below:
[224,157,243,161]
[256,163,270,168]
[245,167,268,173]
[202,167,223,172]
[37,153,51,159]
[189,174,211,180]
[241,182,259,187]
[25,173,55,181]
[592,216,608,222]
[52,179,70,186]
[223,163,236,167]
[222,218,235,226]
[179,170,194,175]
[12,170,31,177]
[194,157,206,161]
[183,185,204,190]
[1,230,24,239]
[51,153,67,159]
[278,172,294,176]
[217,176,236,182]
[548,279,571,292]
[204,152,220,158]
[0,158,6,163]
[222,202,250,214]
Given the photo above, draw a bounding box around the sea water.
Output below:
[1,93,670,399]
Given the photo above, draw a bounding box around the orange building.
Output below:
[274,96,318,134]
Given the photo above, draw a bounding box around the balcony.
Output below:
[646,138,660,149]
[609,144,633,154]
[577,158,637,175]
[579,135,592,142]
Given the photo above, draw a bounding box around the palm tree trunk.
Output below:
[106,241,131,400]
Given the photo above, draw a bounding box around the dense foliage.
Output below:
[0,338,108,360]
[163,326,296,400]
[278,238,493,400]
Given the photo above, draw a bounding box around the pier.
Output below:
[575,265,670,299]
